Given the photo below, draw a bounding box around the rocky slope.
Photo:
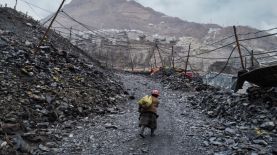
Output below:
[152,68,277,154]
[0,7,125,154]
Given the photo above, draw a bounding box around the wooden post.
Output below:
[245,57,247,69]
[35,0,66,52]
[233,26,245,69]
[153,47,157,68]
[251,50,254,67]
[69,27,72,42]
[125,36,134,71]
[157,46,164,67]
[105,50,109,68]
[184,43,191,74]
[171,45,175,68]
[14,0,18,9]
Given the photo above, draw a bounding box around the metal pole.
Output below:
[35,0,66,52]
[233,26,245,69]
[184,43,191,74]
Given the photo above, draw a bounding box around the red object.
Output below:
[151,89,160,96]
[184,72,193,79]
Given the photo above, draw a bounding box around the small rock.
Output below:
[77,107,83,113]
[225,127,237,135]
[141,148,148,153]
[25,40,32,46]
[209,137,223,146]
[0,141,7,148]
[260,122,275,131]
[39,144,50,152]
[224,122,236,127]
[207,111,216,117]
[26,23,33,27]
[69,134,74,138]
[214,151,230,155]
[252,139,268,146]
[104,123,118,129]
[203,141,209,147]
[45,142,57,148]
[37,122,49,128]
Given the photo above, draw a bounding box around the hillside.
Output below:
[57,0,220,39]
[52,0,277,72]
[0,7,125,154]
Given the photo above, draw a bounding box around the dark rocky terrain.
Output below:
[0,5,276,155]
[153,68,277,154]
[0,7,125,154]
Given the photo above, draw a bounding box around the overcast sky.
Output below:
[0,0,276,30]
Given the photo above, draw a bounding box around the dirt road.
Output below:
[59,73,219,155]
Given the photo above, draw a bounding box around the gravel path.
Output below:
[59,73,219,155]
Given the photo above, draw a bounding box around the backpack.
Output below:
[137,95,152,113]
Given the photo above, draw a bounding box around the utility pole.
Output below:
[126,37,134,71]
[35,0,66,52]
[69,27,72,42]
[245,57,247,69]
[153,47,157,68]
[171,45,175,68]
[251,50,254,67]
[233,26,245,70]
[155,44,164,67]
[14,0,17,10]
[184,43,191,75]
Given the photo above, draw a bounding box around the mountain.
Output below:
[56,0,221,38]
[52,0,277,72]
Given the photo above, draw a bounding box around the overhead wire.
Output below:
[205,45,237,80]
[15,0,277,71]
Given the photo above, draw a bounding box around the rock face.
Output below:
[0,7,125,154]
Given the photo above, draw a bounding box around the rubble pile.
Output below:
[188,87,277,154]
[0,7,125,154]
[187,86,276,124]
[152,68,205,91]
[152,67,277,154]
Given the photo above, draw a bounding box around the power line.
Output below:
[19,0,52,13]
[190,26,277,55]
[61,10,108,39]
[206,45,237,80]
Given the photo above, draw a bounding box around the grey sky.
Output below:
[0,0,276,30]
[136,0,277,30]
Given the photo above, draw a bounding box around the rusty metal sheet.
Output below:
[234,65,277,92]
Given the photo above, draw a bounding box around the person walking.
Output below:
[138,89,160,138]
